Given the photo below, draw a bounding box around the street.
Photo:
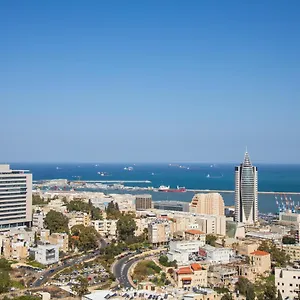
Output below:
[113,255,140,289]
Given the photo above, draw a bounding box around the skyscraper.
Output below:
[0,164,32,231]
[234,151,258,225]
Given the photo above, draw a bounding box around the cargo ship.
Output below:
[158,185,186,192]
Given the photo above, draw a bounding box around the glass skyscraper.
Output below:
[234,151,258,225]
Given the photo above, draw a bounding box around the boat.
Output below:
[158,185,186,192]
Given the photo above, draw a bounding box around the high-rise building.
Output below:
[135,194,152,210]
[234,152,258,225]
[189,193,225,216]
[0,164,32,231]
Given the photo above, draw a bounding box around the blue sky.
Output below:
[1,1,300,163]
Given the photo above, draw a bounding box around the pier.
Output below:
[187,189,300,195]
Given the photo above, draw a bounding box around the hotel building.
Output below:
[0,164,32,231]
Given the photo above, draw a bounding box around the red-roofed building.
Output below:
[185,229,206,243]
[175,264,207,288]
[249,250,271,274]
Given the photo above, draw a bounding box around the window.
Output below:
[290,284,293,287]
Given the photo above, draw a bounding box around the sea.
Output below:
[9,163,300,214]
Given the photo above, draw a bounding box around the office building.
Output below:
[234,151,258,225]
[135,194,152,210]
[190,193,224,216]
[154,200,189,212]
[0,164,32,231]
[275,267,300,300]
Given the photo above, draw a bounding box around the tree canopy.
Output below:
[116,213,137,243]
[44,210,69,233]
[206,234,217,246]
[159,255,177,268]
[106,201,121,219]
[258,241,290,267]
[282,235,296,245]
[70,225,100,251]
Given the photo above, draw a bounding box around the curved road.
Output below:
[33,239,107,287]
[113,255,140,289]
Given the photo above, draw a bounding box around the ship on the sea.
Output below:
[158,185,186,192]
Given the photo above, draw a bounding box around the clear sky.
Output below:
[1,1,300,163]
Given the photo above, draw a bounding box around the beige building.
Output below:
[282,244,300,262]
[249,250,271,275]
[40,229,68,252]
[92,219,117,238]
[190,193,224,216]
[68,212,91,229]
[275,267,300,300]
[0,164,32,231]
[148,219,172,245]
[135,195,152,211]
[175,263,207,288]
[185,229,206,243]
[237,241,259,256]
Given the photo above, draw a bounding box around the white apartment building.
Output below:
[92,219,117,238]
[275,267,300,300]
[32,243,59,265]
[0,164,32,231]
[199,245,234,264]
[32,211,45,229]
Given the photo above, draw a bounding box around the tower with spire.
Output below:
[234,150,258,225]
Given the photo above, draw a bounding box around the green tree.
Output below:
[0,258,11,271]
[206,234,217,246]
[67,199,90,213]
[236,276,253,296]
[106,201,121,219]
[44,210,69,233]
[282,236,296,245]
[71,276,89,297]
[221,293,233,300]
[116,213,137,242]
[0,270,11,294]
[71,225,100,251]
[264,281,277,300]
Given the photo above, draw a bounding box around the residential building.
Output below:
[68,212,91,229]
[234,152,258,225]
[237,241,259,256]
[282,245,300,262]
[190,193,224,216]
[153,201,190,212]
[168,240,205,265]
[184,229,206,244]
[135,195,152,210]
[0,164,32,230]
[49,233,69,253]
[32,243,59,265]
[249,250,271,275]
[148,219,172,244]
[182,289,221,300]
[92,219,117,238]
[275,267,300,300]
[32,211,45,229]
[199,245,234,264]
[175,263,207,288]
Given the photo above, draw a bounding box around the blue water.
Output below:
[9,163,300,214]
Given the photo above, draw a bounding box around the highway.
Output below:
[33,239,107,287]
[113,255,140,289]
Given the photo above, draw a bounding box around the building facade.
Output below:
[148,219,172,244]
[0,164,32,231]
[135,194,152,211]
[234,152,258,225]
[32,243,59,265]
[175,263,207,288]
[249,250,271,275]
[275,267,300,300]
[190,193,224,216]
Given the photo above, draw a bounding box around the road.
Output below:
[33,238,107,287]
[113,255,140,289]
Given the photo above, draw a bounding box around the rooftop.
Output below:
[250,250,270,256]
[185,229,205,235]
[177,267,193,275]
[191,263,202,271]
